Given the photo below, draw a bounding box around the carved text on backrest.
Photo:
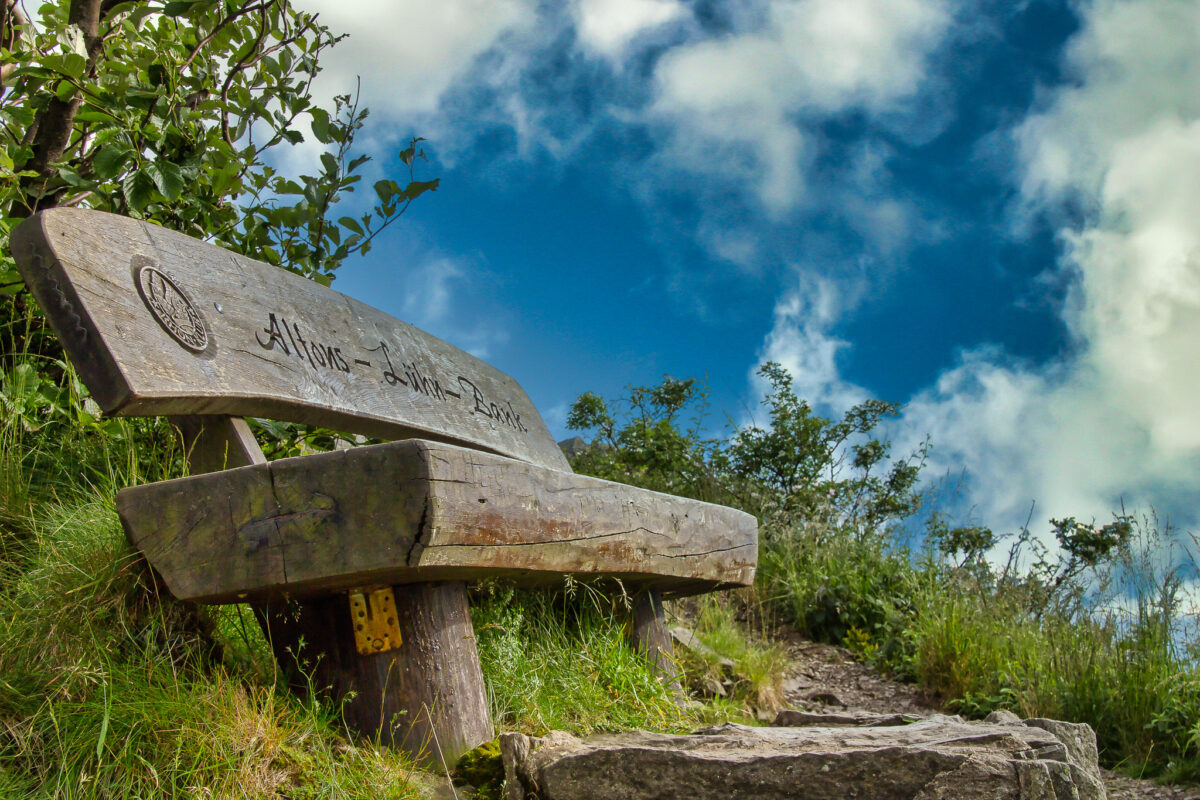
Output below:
[255,311,528,434]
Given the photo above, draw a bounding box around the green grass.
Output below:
[758,510,1200,782]
[905,561,1200,780]
[678,594,790,715]
[0,486,422,798]
[473,584,694,735]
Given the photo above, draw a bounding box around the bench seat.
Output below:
[118,437,757,604]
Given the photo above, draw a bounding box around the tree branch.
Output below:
[11,0,105,215]
[178,0,272,75]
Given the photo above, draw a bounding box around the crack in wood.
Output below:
[425,477,479,486]
[424,525,677,549]
[655,542,757,559]
[407,494,432,566]
[267,464,287,585]
[231,346,299,371]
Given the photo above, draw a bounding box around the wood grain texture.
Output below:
[169,418,492,762]
[172,415,266,474]
[627,589,682,689]
[11,208,568,471]
[116,438,758,603]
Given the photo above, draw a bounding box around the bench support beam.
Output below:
[628,588,681,690]
[258,581,492,766]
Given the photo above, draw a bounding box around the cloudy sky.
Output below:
[295,0,1200,537]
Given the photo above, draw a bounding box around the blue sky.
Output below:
[295,0,1200,537]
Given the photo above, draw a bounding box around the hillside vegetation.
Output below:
[0,306,755,796]
[567,367,1200,783]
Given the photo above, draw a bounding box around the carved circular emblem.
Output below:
[136,265,208,352]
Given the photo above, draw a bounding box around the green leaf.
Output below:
[399,137,426,166]
[42,51,87,80]
[310,107,332,144]
[0,264,24,296]
[403,179,439,201]
[56,24,87,58]
[163,1,200,16]
[319,152,338,175]
[92,143,132,180]
[154,161,185,201]
[122,170,155,212]
[57,165,89,187]
[54,79,76,102]
[338,216,363,235]
[74,109,121,125]
[127,4,157,23]
[373,179,395,203]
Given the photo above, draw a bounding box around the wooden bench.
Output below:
[11,208,757,766]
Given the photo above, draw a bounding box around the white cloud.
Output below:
[898,353,1139,526]
[771,0,952,112]
[1017,0,1200,207]
[296,0,534,117]
[399,255,464,325]
[574,0,686,57]
[890,0,1200,531]
[756,276,869,417]
[651,0,954,214]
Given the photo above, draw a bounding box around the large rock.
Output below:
[500,714,1105,800]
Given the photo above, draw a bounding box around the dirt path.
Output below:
[775,634,1199,800]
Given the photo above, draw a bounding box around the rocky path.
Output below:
[776,633,1199,800]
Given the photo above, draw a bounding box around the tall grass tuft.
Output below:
[0,484,423,797]
[472,584,692,735]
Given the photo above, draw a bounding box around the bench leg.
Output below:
[627,588,682,691]
[256,581,493,767]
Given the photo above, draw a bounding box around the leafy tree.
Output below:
[567,376,725,501]
[723,363,926,531]
[566,362,928,534]
[0,0,436,296]
[0,0,436,457]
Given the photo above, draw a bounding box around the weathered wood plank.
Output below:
[11,208,568,471]
[172,415,266,474]
[116,439,758,603]
[167,417,492,763]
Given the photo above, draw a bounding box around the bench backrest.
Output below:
[11,208,570,472]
